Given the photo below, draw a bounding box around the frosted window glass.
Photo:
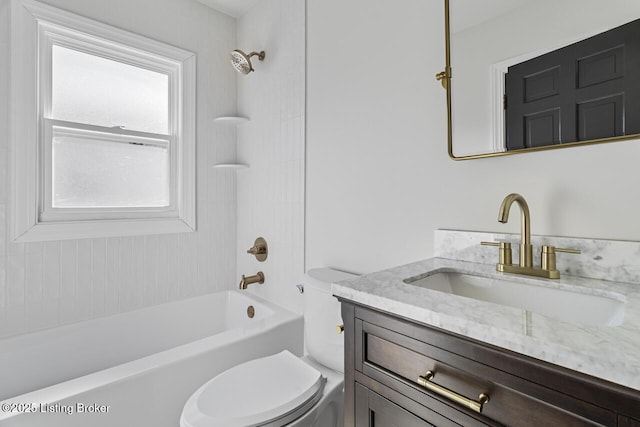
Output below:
[51,45,169,134]
[52,130,170,208]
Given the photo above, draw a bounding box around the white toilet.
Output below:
[180,268,356,427]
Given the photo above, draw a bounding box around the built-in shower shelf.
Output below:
[214,116,250,124]
[213,163,250,169]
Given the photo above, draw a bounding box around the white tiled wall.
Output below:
[0,0,240,338]
[236,0,306,313]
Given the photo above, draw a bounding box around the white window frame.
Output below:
[10,0,196,242]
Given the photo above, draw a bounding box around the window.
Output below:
[10,0,196,241]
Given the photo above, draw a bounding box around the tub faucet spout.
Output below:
[239,272,265,290]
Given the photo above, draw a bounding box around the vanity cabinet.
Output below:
[340,301,640,427]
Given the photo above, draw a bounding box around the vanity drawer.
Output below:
[354,310,616,427]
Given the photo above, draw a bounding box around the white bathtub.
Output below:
[0,291,302,427]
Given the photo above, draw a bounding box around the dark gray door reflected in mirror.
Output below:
[446,0,640,160]
[504,19,640,150]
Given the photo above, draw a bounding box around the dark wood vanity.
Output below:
[340,301,640,427]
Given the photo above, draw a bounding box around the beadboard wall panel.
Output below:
[0,0,239,338]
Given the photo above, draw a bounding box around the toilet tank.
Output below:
[303,268,357,373]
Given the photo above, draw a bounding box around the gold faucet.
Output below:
[482,193,580,279]
[498,193,533,268]
[239,272,265,290]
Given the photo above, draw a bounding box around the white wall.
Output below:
[306,0,640,275]
[236,0,306,313]
[0,0,239,338]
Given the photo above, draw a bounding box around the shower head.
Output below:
[230,49,266,74]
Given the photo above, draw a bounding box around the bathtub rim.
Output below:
[0,290,302,421]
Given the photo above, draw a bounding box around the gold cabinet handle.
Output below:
[417,371,489,413]
[336,325,344,334]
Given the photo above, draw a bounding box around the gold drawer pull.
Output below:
[417,371,490,413]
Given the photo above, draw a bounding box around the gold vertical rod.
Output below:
[444,0,454,159]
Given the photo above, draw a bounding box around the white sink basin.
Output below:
[403,271,626,326]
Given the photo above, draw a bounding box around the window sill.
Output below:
[13,217,195,242]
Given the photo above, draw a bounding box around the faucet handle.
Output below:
[481,241,513,266]
[541,245,580,272]
[554,247,581,254]
[481,241,512,248]
[481,241,513,248]
[247,237,268,262]
[541,245,581,255]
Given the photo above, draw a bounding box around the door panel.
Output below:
[505,18,640,149]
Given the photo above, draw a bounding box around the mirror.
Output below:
[444,0,640,160]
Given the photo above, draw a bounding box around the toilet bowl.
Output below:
[180,268,356,427]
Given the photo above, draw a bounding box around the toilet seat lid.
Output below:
[185,350,325,427]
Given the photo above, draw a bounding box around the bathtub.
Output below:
[0,291,302,427]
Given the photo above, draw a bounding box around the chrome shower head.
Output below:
[230,49,266,74]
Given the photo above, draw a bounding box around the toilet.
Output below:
[180,268,356,427]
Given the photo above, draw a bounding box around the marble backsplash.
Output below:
[435,229,640,285]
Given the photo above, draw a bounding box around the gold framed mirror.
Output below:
[443,0,640,160]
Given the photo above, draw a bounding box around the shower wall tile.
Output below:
[237,0,306,314]
[0,0,239,339]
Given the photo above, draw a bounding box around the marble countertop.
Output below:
[332,257,640,391]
